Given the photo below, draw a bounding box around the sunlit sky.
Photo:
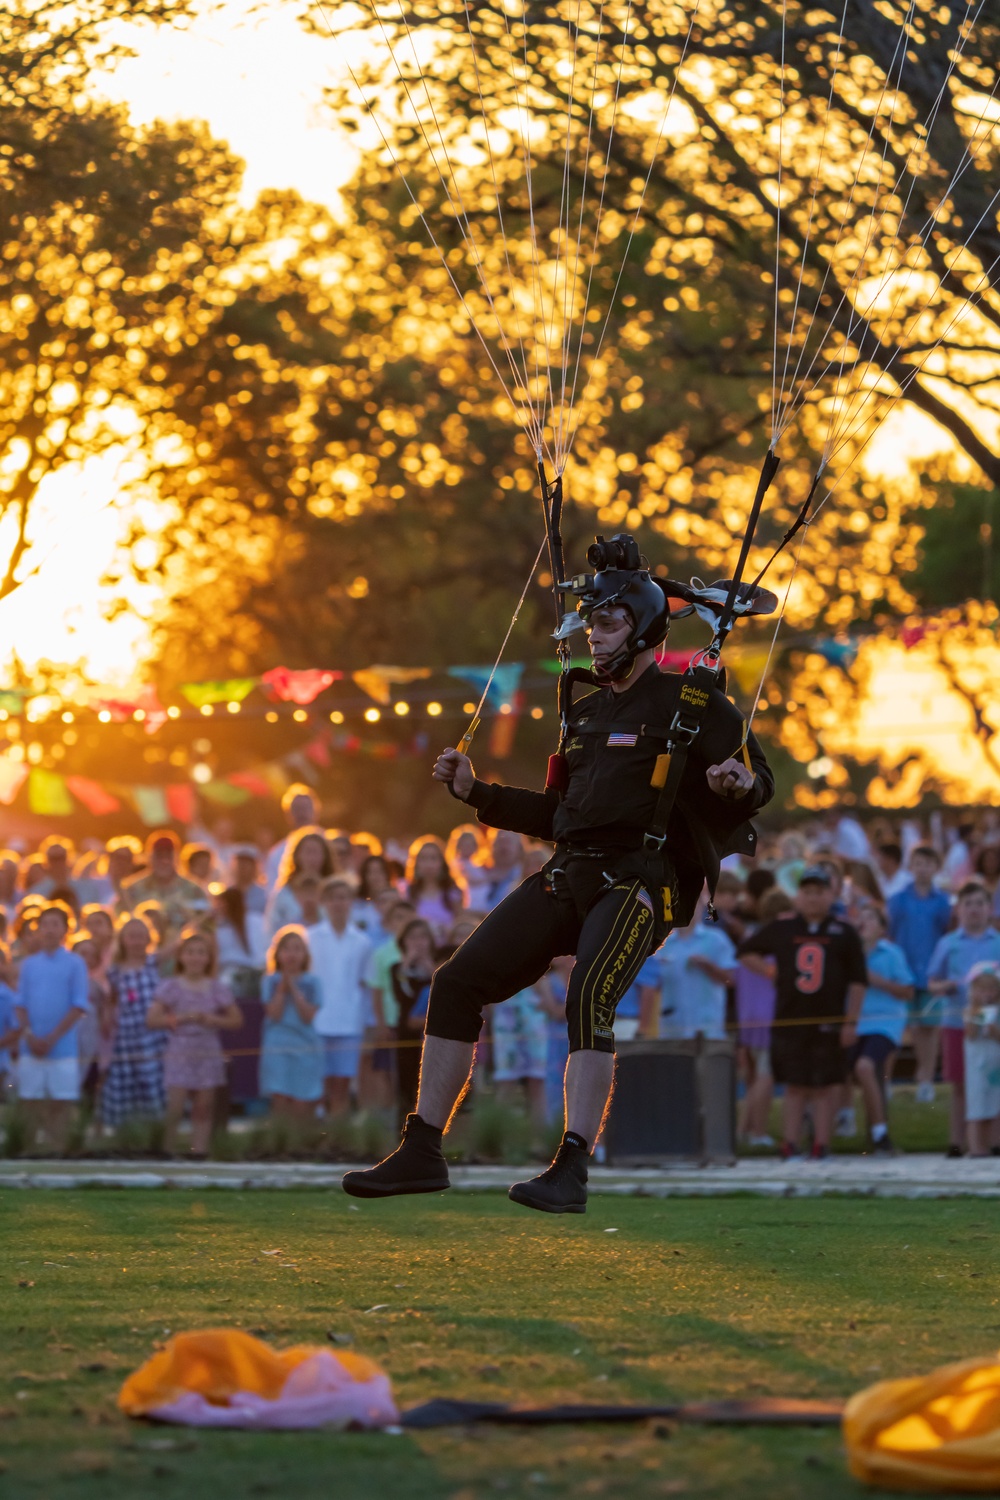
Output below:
[2,0,362,685]
[0,0,962,689]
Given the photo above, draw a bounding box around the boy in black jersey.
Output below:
[739,867,866,1159]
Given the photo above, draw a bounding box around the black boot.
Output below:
[508,1135,589,1214]
[342,1114,450,1199]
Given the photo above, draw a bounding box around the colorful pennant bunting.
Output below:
[201,781,251,807]
[28,769,73,817]
[352,666,432,706]
[132,786,170,827]
[180,679,257,709]
[447,663,524,710]
[165,784,196,824]
[260,666,341,705]
[64,776,121,816]
[0,759,28,807]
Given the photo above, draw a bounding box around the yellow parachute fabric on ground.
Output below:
[118,1328,385,1416]
[844,1354,1000,1491]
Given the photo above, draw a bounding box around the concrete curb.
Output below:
[1,1156,998,1198]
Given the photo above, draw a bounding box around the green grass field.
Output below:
[2,1190,996,1499]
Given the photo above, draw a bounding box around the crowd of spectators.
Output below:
[1,788,999,1159]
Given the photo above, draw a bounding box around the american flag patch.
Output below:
[606,732,638,747]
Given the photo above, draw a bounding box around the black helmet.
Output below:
[572,533,669,683]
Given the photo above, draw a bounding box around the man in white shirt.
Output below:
[264,784,320,894]
[308,878,373,1115]
[637,900,737,1041]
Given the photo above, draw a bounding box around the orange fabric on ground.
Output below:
[118,1328,385,1416]
[844,1354,1000,1492]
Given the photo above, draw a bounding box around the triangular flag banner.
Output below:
[28,769,73,817]
[448,663,523,711]
[64,776,121,816]
[726,648,772,697]
[901,622,931,650]
[352,666,431,706]
[180,679,257,709]
[813,638,860,670]
[165,784,196,824]
[261,667,341,706]
[0,759,28,806]
[88,685,165,732]
[201,780,251,807]
[132,785,170,827]
[227,771,272,799]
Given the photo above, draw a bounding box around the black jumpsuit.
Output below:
[426,664,774,1053]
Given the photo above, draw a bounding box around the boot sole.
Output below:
[342,1175,450,1199]
[507,1183,587,1214]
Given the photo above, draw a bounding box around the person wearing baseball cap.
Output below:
[739,864,867,1159]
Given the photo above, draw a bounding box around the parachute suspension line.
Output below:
[743,518,811,740]
[773,0,850,434]
[458,0,538,448]
[563,0,704,463]
[776,0,990,454]
[769,0,787,443]
[332,44,540,457]
[771,0,920,443]
[549,0,586,467]
[564,0,634,450]
[817,221,1000,492]
[748,5,996,745]
[517,0,559,448]
[748,464,825,597]
[820,0,983,467]
[484,0,550,457]
[456,533,548,757]
[799,0,919,451]
[379,1,549,456]
[824,24,1000,467]
[553,0,608,471]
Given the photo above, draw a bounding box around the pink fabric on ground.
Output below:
[146,1350,398,1430]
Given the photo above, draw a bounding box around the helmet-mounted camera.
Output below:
[586,532,642,573]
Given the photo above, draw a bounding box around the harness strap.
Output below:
[643,664,717,850]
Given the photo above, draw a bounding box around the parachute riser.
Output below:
[537,461,573,757]
[714,449,782,651]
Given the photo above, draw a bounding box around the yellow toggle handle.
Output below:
[651,752,671,789]
[458,716,481,757]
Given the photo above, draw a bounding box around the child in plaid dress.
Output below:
[102,916,166,1128]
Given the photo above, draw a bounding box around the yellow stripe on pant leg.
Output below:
[577,884,647,1050]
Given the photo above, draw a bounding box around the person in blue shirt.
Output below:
[0,941,19,1094]
[637,898,737,1042]
[852,906,914,1155]
[14,901,90,1153]
[888,845,953,1102]
[928,881,1000,1157]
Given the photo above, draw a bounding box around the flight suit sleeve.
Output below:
[464,780,559,841]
